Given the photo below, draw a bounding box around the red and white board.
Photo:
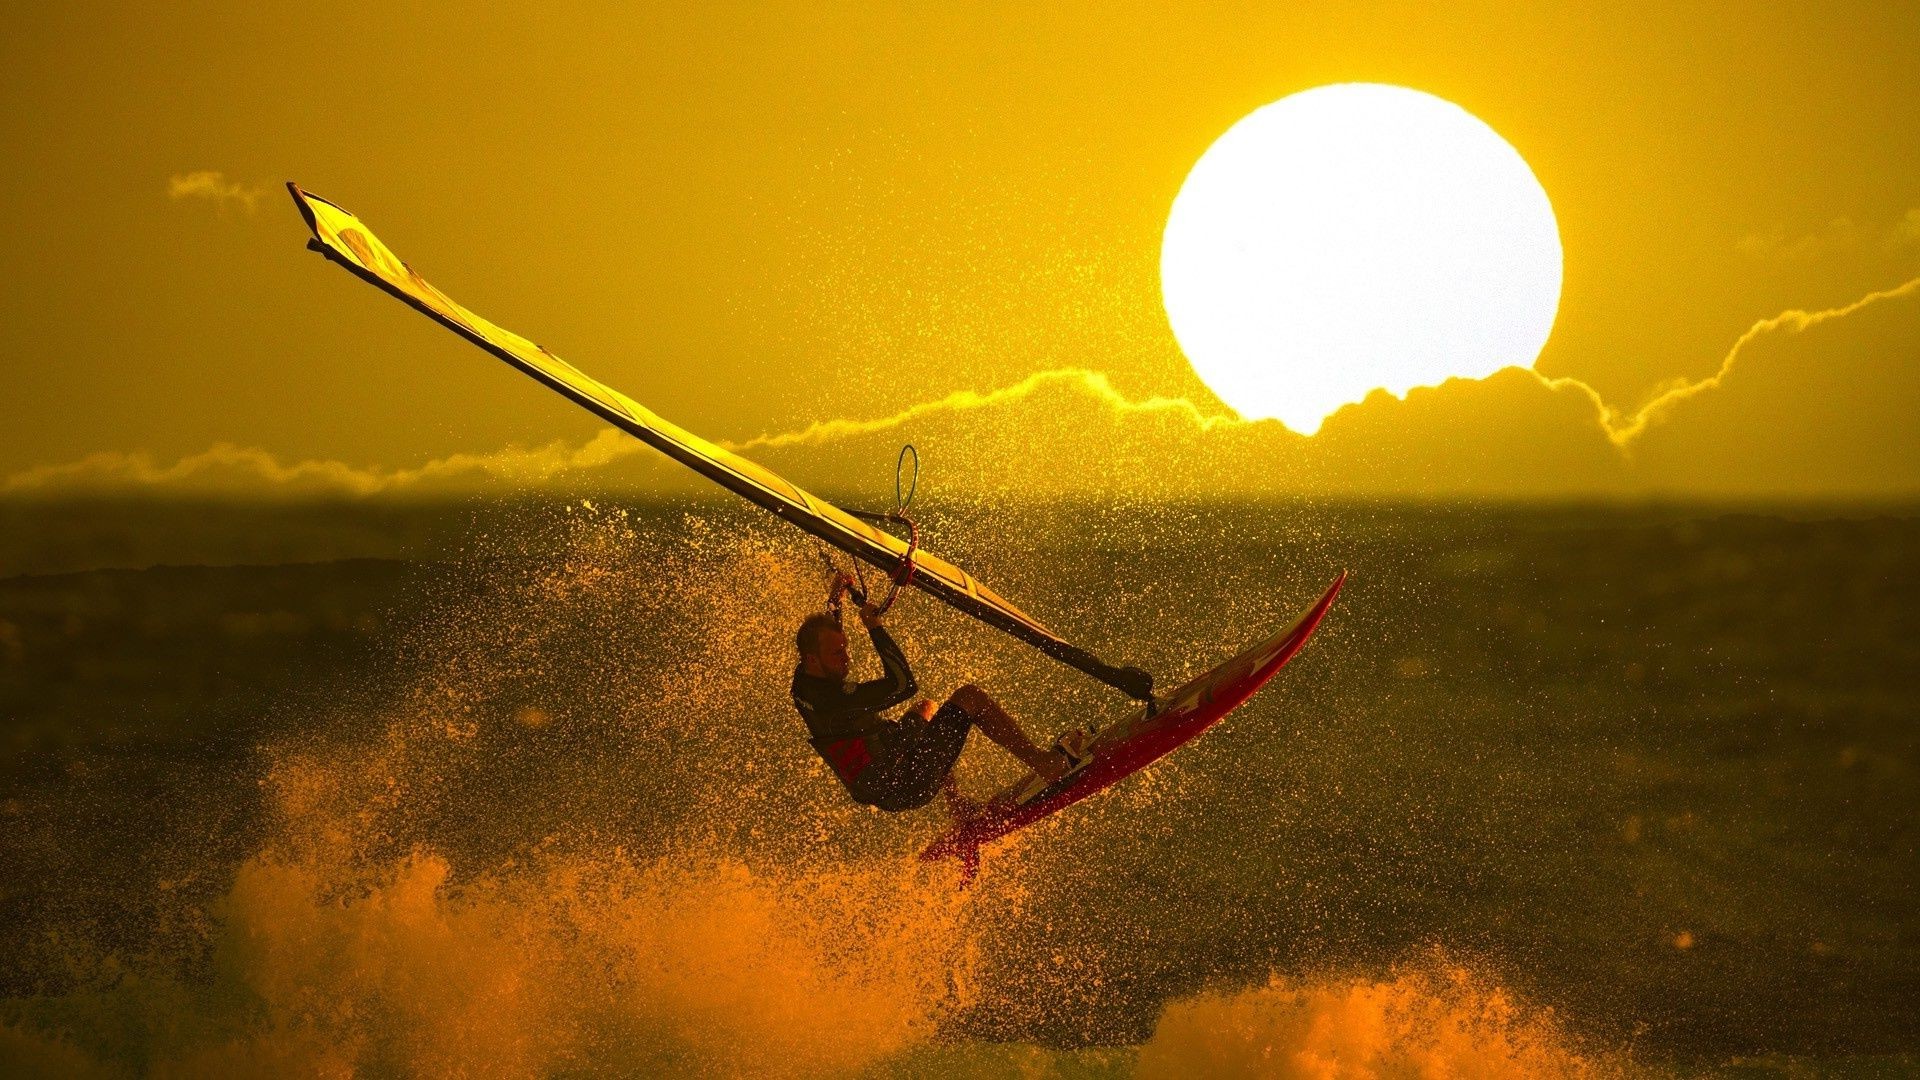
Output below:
[921,572,1345,879]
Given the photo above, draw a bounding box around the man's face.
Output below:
[810,627,850,680]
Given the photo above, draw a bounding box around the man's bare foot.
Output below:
[1054,729,1094,760]
[1029,736,1088,783]
[1030,730,1094,785]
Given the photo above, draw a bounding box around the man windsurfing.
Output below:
[289,184,1343,871]
[792,574,1090,816]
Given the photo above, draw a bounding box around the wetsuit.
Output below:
[791,626,973,812]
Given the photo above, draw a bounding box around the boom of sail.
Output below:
[288,183,1153,702]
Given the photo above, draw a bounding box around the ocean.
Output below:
[1,498,1914,1077]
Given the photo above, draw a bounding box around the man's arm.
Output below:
[839,616,918,713]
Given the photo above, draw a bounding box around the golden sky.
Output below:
[4,1,1917,498]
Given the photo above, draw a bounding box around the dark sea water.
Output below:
[0,498,1914,1077]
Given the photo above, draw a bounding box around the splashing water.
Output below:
[0,502,1624,1077]
[1137,962,1614,1079]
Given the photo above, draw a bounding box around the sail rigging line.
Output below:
[287,183,1156,705]
[843,507,918,616]
[893,444,919,516]
[820,445,920,618]
[815,444,917,621]
[813,543,854,624]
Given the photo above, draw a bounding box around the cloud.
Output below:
[167,171,265,214]
[0,374,1234,501]
[1887,209,1920,251]
[1625,271,1920,497]
[1737,217,1866,259]
[7,274,1918,501]
[1537,273,1920,446]
[730,368,1237,451]
[0,430,685,500]
[1737,207,1920,259]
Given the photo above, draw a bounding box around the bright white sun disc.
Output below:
[1161,83,1562,434]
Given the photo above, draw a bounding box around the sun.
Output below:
[1161,83,1562,435]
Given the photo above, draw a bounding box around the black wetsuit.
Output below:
[791,626,973,811]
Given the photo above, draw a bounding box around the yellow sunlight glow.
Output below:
[1162,83,1563,434]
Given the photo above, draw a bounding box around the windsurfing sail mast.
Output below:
[288,183,1154,703]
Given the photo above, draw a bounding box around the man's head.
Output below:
[796,612,850,679]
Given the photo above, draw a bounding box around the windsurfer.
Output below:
[791,578,1085,815]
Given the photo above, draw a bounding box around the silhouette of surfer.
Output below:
[791,574,1089,817]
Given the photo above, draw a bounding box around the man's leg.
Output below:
[947,684,1067,781]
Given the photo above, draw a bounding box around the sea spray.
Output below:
[4,500,1755,1076]
[3,505,990,1075]
[176,846,977,1076]
[1137,961,1617,1079]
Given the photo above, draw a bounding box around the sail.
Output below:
[288,183,1152,701]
